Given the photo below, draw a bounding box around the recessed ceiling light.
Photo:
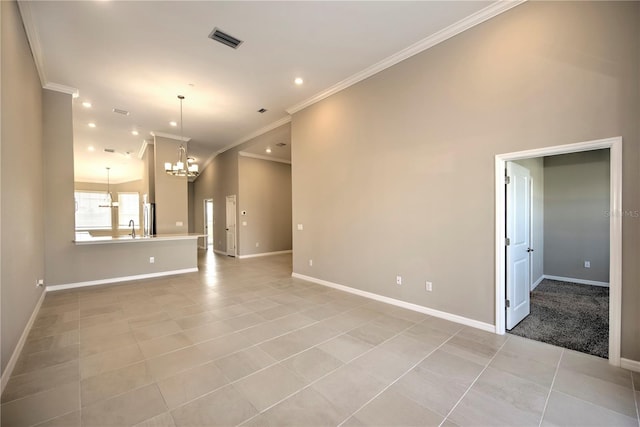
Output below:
[88,122,96,128]
[294,77,304,85]
[82,101,92,108]
[88,146,95,152]
[169,121,177,127]
[131,130,139,136]
[266,148,272,154]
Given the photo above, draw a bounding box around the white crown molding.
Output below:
[217,116,292,156]
[18,2,81,98]
[43,82,79,98]
[239,151,291,165]
[286,0,526,115]
[198,115,292,177]
[137,139,152,159]
[17,0,47,86]
[150,131,190,143]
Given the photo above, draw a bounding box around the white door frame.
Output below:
[495,136,622,366]
[225,195,237,257]
[203,199,213,250]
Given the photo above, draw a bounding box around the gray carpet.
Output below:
[508,279,609,358]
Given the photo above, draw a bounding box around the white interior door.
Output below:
[225,195,236,257]
[506,162,531,329]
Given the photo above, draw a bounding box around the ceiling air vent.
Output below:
[208,28,243,49]
[112,108,130,116]
[257,108,267,114]
[276,143,287,147]
[104,148,115,153]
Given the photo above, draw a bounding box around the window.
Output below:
[118,192,140,229]
[75,191,112,230]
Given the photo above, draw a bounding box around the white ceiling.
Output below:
[19,0,507,183]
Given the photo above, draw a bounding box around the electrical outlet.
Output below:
[149,257,155,264]
[176,221,183,227]
[396,275,402,285]
[297,224,304,231]
[425,281,433,292]
[309,259,313,266]
[36,279,44,288]
[584,261,591,268]
[255,242,260,247]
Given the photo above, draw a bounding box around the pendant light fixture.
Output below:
[165,95,199,178]
[99,167,119,208]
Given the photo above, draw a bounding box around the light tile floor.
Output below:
[2,252,639,426]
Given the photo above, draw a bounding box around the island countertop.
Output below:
[74,232,205,245]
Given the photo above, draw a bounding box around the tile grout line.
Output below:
[237,315,442,427]
[185,311,409,415]
[337,328,464,427]
[538,348,564,427]
[438,333,511,426]
[74,297,377,417]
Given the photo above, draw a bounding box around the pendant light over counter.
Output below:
[164,95,199,178]
[98,167,119,208]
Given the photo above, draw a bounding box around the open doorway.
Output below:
[506,150,610,358]
[495,137,622,366]
[204,199,213,250]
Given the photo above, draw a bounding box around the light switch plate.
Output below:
[297,224,303,230]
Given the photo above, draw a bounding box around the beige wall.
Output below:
[238,156,292,256]
[153,136,188,234]
[1,0,46,374]
[544,150,610,283]
[291,2,640,359]
[188,182,195,234]
[514,158,544,287]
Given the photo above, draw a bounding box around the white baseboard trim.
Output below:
[292,272,494,333]
[213,249,228,256]
[620,358,640,373]
[1,289,46,394]
[531,275,545,291]
[543,275,609,287]
[238,250,293,260]
[46,268,198,292]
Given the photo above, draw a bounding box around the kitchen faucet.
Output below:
[129,220,136,238]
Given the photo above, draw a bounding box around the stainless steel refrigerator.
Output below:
[143,202,156,236]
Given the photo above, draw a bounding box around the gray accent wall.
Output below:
[238,157,292,256]
[514,158,544,288]
[291,2,640,359]
[1,0,46,374]
[544,150,610,283]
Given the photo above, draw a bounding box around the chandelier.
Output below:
[165,95,199,177]
[99,167,119,208]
